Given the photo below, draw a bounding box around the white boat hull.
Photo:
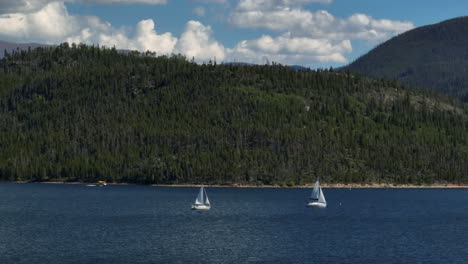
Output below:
[307,202,326,208]
[191,204,211,211]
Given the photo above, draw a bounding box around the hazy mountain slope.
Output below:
[0,41,50,58]
[344,16,468,100]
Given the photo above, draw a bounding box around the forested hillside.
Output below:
[344,16,468,101]
[1,43,468,185]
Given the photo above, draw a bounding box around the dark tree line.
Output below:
[0,43,468,185]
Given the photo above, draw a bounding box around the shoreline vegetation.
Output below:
[6,181,468,188]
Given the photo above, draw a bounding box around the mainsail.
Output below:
[310,180,320,200]
[318,188,326,204]
[195,187,205,205]
[204,191,210,206]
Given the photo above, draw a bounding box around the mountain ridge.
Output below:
[0,40,51,58]
[344,16,468,101]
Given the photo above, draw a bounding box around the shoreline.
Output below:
[154,183,468,188]
[5,181,468,188]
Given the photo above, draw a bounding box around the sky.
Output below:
[0,0,466,68]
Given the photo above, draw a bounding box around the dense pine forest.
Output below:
[1,43,468,185]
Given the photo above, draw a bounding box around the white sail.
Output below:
[204,192,210,206]
[310,180,320,200]
[195,187,204,205]
[318,187,326,204]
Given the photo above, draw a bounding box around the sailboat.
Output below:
[307,180,327,208]
[191,186,211,211]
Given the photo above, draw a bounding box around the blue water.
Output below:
[0,184,468,263]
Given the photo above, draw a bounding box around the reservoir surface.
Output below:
[0,183,467,263]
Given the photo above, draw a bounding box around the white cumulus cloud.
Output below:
[0,0,416,67]
[227,33,351,65]
[0,2,175,56]
[230,3,414,42]
[66,18,178,56]
[133,19,177,53]
[175,21,225,62]
[80,0,167,4]
[226,0,414,65]
[0,0,167,14]
[0,2,225,62]
[237,0,332,11]
[0,0,54,14]
[0,2,79,43]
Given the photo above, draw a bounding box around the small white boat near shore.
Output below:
[307,180,327,208]
[97,181,107,186]
[191,186,211,211]
[85,180,106,187]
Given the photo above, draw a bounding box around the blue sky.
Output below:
[0,0,466,68]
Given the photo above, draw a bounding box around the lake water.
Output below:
[0,183,467,263]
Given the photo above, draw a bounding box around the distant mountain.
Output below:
[223,62,310,71]
[0,40,50,58]
[222,62,253,65]
[289,65,310,71]
[344,16,468,101]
